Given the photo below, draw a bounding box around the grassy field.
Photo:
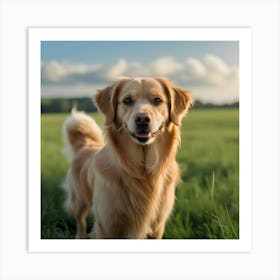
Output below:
[41,108,239,239]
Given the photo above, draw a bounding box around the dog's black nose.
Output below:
[135,113,150,126]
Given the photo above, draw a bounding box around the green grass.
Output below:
[41,108,239,239]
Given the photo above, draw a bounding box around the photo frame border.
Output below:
[29,27,252,253]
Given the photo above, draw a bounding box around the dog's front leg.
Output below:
[148,183,176,239]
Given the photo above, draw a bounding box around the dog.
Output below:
[62,77,193,239]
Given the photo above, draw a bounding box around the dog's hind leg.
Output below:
[66,191,91,239]
[64,170,92,239]
[74,201,91,239]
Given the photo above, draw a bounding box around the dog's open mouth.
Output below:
[123,122,162,144]
[132,131,152,143]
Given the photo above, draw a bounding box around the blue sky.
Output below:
[41,41,239,103]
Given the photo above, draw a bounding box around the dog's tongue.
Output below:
[136,132,151,138]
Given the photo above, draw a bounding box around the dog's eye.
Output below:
[153,97,162,106]
[123,97,133,106]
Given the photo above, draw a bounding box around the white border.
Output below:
[28,27,252,253]
[1,1,279,279]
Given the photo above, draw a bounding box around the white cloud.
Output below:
[204,54,231,76]
[41,60,101,82]
[103,59,127,80]
[42,61,68,82]
[127,61,152,77]
[151,56,184,76]
[185,57,207,78]
[182,54,238,87]
[42,55,236,87]
[41,54,239,103]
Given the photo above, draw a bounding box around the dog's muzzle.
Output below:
[133,113,152,143]
[116,113,163,144]
[120,122,163,145]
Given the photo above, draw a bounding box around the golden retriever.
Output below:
[62,77,193,239]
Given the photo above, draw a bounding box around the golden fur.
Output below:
[62,77,193,239]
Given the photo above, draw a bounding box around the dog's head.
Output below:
[94,77,193,145]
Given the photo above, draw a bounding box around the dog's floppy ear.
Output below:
[94,80,125,125]
[170,87,193,126]
[94,85,116,125]
[156,78,193,126]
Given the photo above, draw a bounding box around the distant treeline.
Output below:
[41,98,97,113]
[41,97,239,114]
[193,100,239,109]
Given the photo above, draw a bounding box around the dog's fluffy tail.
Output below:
[62,107,104,161]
